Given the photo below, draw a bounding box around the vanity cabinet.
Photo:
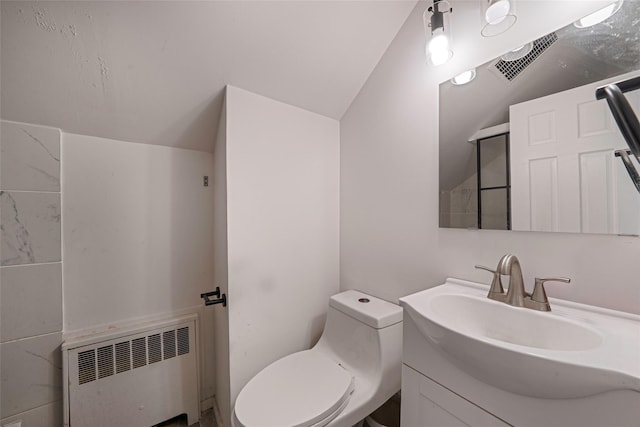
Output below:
[400,299,640,427]
[402,365,508,427]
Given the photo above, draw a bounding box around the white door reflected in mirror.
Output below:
[510,72,640,234]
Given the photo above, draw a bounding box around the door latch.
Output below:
[200,286,227,307]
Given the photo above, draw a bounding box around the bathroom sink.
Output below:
[428,293,603,351]
[399,279,640,399]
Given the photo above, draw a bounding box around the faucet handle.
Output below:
[475,265,504,295]
[530,277,571,311]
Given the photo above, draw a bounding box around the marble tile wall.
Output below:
[448,173,478,229]
[0,121,63,426]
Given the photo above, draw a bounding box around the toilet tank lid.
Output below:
[329,290,402,329]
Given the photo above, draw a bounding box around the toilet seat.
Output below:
[233,350,355,427]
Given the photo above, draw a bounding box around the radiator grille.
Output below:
[132,337,147,369]
[148,334,162,364]
[494,32,558,81]
[78,349,96,384]
[76,326,190,385]
[97,345,114,379]
[115,341,131,374]
[163,330,176,360]
[177,327,190,355]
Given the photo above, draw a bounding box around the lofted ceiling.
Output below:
[1,1,417,151]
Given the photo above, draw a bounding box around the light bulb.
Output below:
[429,33,449,54]
[485,0,511,25]
[427,29,452,66]
[430,49,452,66]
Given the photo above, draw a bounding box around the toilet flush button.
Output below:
[358,298,370,303]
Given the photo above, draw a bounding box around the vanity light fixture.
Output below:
[425,0,453,66]
[574,0,623,28]
[480,0,517,37]
[451,69,477,85]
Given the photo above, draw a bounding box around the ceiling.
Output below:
[1,1,417,151]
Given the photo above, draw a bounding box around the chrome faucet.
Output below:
[476,254,571,311]
[497,254,526,307]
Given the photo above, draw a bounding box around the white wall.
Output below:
[340,0,640,314]
[215,86,340,424]
[61,133,216,408]
[213,95,231,426]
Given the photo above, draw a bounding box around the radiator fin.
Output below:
[78,349,96,384]
[177,327,190,355]
[132,337,147,369]
[97,345,115,379]
[163,330,176,360]
[148,334,162,364]
[115,341,131,374]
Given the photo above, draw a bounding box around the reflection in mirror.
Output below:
[478,133,510,230]
[439,1,640,234]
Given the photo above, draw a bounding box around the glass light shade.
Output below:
[451,69,477,85]
[574,0,623,28]
[485,0,510,24]
[424,2,454,67]
[481,0,517,37]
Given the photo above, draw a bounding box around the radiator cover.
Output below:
[62,314,199,427]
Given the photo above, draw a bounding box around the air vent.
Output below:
[177,327,190,356]
[97,345,115,379]
[78,349,96,384]
[163,330,176,360]
[115,341,131,374]
[132,337,147,369]
[494,32,558,81]
[75,326,191,385]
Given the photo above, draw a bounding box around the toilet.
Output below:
[232,290,403,427]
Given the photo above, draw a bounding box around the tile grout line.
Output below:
[0,330,62,345]
[0,261,62,269]
[0,189,61,194]
[0,399,62,422]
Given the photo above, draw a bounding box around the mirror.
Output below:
[439,1,640,235]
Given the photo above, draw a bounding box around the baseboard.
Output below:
[212,396,223,427]
[200,397,214,412]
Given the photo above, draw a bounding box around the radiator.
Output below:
[62,314,199,427]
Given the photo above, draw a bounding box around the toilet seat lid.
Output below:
[234,350,354,427]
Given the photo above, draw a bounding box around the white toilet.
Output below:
[232,290,403,427]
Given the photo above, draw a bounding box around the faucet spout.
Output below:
[497,254,527,307]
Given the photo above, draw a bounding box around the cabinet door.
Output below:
[401,365,510,427]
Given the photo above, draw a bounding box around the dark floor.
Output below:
[153,409,217,427]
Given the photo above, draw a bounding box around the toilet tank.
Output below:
[329,290,403,329]
[315,290,403,378]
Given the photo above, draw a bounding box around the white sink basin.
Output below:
[430,293,603,351]
[400,279,640,399]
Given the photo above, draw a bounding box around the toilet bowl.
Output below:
[232,290,403,427]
